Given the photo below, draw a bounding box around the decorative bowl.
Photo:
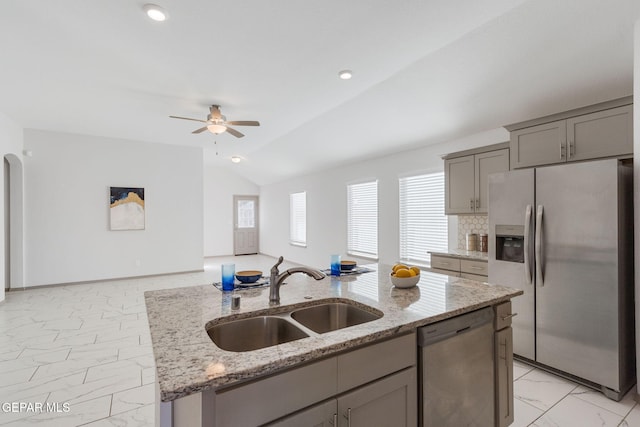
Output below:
[235,270,263,283]
[390,273,420,288]
[341,260,357,271]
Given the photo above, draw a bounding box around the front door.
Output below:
[233,195,259,255]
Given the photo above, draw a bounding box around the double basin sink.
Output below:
[206,299,383,352]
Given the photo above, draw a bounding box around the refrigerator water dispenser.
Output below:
[495,225,524,263]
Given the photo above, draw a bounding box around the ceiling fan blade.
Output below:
[169,115,207,123]
[226,121,260,126]
[209,105,223,120]
[192,126,208,134]
[225,127,245,138]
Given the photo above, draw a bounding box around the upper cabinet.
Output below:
[445,146,509,215]
[508,99,633,169]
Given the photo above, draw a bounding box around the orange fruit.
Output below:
[395,268,412,278]
[410,266,421,276]
[392,263,408,273]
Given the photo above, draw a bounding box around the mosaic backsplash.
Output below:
[457,215,488,249]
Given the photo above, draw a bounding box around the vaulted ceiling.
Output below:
[1,0,638,185]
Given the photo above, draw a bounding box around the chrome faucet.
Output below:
[269,256,326,303]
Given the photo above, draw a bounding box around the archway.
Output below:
[4,154,23,290]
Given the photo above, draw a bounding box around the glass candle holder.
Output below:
[330,254,341,276]
[221,263,235,291]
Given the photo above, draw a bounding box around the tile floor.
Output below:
[0,254,638,426]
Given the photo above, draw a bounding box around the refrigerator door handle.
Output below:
[535,205,544,286]
[524,205,532,285]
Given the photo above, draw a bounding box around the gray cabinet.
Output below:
[430,254,487,280]
[270,368,417,427]
[445,149,509,215]
[510,120,567,168]
[176,332,417,427]
[510,104,632,169]
[337,368,416,427]
[267,400,337,427]
[494,301,514,427]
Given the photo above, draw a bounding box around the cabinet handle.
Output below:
[475,198,479,209]
[569,140,574,158]
[500,313,518,320]
[470,198,474,210]
[346,408,352,427]
[469,266,484,270]
[560,143,566,159]
[332,413,337,426]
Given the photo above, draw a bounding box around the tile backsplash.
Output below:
[457,215,488,249]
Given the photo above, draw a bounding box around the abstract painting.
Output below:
[109,187,145,230]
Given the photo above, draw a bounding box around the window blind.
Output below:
[289,192,306,246]
[399,172,448,265]
[347,181,378,258]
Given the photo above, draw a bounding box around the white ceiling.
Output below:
[0,0,638,185]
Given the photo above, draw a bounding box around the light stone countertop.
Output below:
[144,264,521,402]
[429,249,489,261]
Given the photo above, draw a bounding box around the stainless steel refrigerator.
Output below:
[488,158,634,400]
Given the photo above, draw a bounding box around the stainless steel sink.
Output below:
[207,316,309,352]
[291,302,383,334]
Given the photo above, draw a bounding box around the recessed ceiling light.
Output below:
[338,70,353,80]
[143,4,168,22]
[231,156,242,163]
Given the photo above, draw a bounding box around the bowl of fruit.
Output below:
[390,263,421,288]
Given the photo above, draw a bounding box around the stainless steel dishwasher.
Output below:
[419,307,495,426]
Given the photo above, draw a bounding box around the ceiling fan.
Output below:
[169,105,260,138]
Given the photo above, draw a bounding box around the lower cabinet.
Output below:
[495,327,514,427]
[266,400,337,427]
[269,368,417,427]
[170,332,417,427]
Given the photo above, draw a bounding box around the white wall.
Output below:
[203,166,259,256]
[0,113,23,301]
[260,128,508,268]
[23,130,203,286]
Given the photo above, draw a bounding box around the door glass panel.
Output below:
[237,200,255,228]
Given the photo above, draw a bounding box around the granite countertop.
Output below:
[429,249,489,261]
[144,264,521,402]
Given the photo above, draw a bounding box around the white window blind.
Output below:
[289,192,307,246]
[347,181,378,258]
[399,172,448,265]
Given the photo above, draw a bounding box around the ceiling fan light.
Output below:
[338,69,353,80]
[231,156,242,163]
[207,124,227,134]
[143,4,168,22]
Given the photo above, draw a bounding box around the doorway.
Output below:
[233,195,259,255]
[4,154,23,290]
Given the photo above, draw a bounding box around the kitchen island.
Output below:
[145,263,522,426]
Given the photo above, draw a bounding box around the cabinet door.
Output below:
[567,105,633,162]
[444,155,475,214]
[510,120,567,168]
[430,255,461,272]
[214,358,337,426]
[495,327,514,427]
[265,400,337,427]
[337,368,417,427]
[475,149,509,213]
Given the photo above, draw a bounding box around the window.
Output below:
[289,192,306,246]
[399,172,448,265]
[347,181,378,258]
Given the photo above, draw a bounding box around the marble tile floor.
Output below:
[0,254,638,426]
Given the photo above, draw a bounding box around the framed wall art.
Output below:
[109,187,145,230]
